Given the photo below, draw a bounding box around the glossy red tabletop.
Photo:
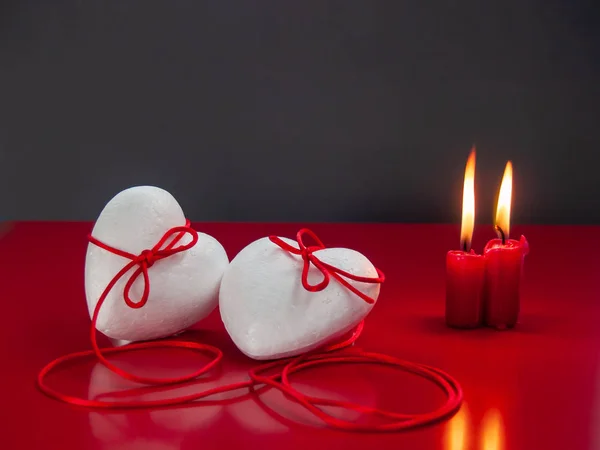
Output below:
[1,222,598,449]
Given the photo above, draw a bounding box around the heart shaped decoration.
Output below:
[219,229,384,360]
[85,186,229,342]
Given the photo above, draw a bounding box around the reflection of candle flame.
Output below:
[481,408,504,450]
[445,404,469,450]
[460,148,476,252]
[495,161,513,240]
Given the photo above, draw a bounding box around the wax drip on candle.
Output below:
[494,225,506,245]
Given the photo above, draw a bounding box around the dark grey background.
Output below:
[0,1,598,223]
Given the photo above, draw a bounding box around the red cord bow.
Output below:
[269,228,385,304]
[87,219,198,309]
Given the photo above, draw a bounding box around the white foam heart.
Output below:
[84,186,229,342]
[219,235,380,360]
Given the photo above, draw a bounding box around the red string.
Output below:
[37,224,463,431]
[249,351,463,431]
[268,228,385,304]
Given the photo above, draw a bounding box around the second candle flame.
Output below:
[495,161,513,241]
[460,147,476,252]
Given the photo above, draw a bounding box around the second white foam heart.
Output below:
[219,234,381,360]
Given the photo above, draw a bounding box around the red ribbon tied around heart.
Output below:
[268,228,385,304]
[88,219,199,309]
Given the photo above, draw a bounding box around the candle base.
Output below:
[446,321,480,330]
[482,236,528,333]
[487,322,516,331]
[445,250,485,330]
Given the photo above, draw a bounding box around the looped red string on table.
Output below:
[37,224,463,431]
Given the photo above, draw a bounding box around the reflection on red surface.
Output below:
[480,409,504,450]
[88,360,224,449]
[217,359,379,433]
[84,347,378,443]
[228,397,290,434]
[444,403,470,450]
[3,222,600,449]
[235,368,377,431]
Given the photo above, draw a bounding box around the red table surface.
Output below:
[1,221,599,450]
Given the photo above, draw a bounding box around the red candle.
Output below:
[445,148,485,328]
[483,161,529,329]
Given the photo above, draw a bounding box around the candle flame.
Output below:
[480,409,504,450]
[495,161,513,240]
[460,147,476,251]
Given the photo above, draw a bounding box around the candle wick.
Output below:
[461,240,469,252]
[495,225,506,245]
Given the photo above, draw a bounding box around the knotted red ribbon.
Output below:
[37,224,463,431]
[269,228,385,304]
[87,220,198,309]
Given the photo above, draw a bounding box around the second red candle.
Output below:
[482,161,529,329]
